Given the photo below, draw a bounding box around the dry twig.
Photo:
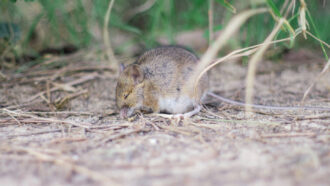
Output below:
[26,73,98,103]
[6,129,62,139]
[261,132,316,138]
[102,128,149,144]
[1,109,92,129]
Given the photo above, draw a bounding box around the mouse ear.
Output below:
[119,63,125,72]
[128,65,144,84]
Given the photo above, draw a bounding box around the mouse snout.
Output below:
[120,106,134,119]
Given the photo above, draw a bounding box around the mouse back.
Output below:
[136,46,209,102]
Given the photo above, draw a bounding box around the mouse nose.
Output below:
[120,107,129,118]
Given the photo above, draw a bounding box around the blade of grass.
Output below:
[306,9,329,60]
[266,0,281,17]
[214,0,236,13]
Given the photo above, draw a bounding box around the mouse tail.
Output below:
[207,92,330,111]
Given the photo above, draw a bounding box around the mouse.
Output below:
[116,46,209,118]
[116,46,330,119]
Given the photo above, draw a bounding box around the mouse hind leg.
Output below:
[175,104,201,118]
[157,103,201,120]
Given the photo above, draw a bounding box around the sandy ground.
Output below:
[0,49,329,186]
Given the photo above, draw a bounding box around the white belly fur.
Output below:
[158,96,194,114]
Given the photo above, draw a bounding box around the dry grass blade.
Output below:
[103,0,119,71]
[125,0,156,20]
[26,73,98,103]
[48,66,113,81]
[197,35,299,85]
[280,0,290,14]
[296,113,330,120]
[1,109,92,129]
[261,132,316,138]
[54,89,88,109]
[306,31,330,48]
[187,8,268,97]
[245,18,285,114]
[102,128,149,143]
[0,71,7,79]
[6,129,62,139]
[301,59,330,103]
[4,110,22,125]
[299,0,307,39]
[20,111,94,115]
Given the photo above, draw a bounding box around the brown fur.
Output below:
[116,46,209,118]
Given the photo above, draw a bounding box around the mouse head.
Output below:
[116,64,144,118]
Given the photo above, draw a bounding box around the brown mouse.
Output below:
[116,46,209,118]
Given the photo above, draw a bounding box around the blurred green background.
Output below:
[0,0,329,60]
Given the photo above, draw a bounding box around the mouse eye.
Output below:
[123,90,132,99]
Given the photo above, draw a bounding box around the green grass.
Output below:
[0,0,329,59]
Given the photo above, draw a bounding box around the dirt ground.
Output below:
[0,48,329,186]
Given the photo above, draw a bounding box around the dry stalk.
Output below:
[299,0,307,39]
[201,106,236,123]
[47,137,87,145]
[261,132,316,138]
[125,0,156,20]
[292,0,297,15]
[1,118,70,124]
[306,31,330,48]
[54,89,88,109]
[295,113,330,120]
[301,59,330,103]
[283,0,296,18]
[89,123,131,130]
[103,0,119,71]
[190,122,224,130]
[0,71,7,79]
[188,8,268,98]
[156,124,194,136]
[196,116,280,126]
[102,128,149,143]
[28,49,86,71]
[6,129,62,139]
[197,35,298,90]
[47,65,113,81]
[100,121,148,144]
[202,28,327,114]
[245,18,285,114]
[1,109,92,129]
[4,110,22,125]
[3,111,94,116]
[280,0,290,14]
[140,115,160,130]
[26,73,97,103]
